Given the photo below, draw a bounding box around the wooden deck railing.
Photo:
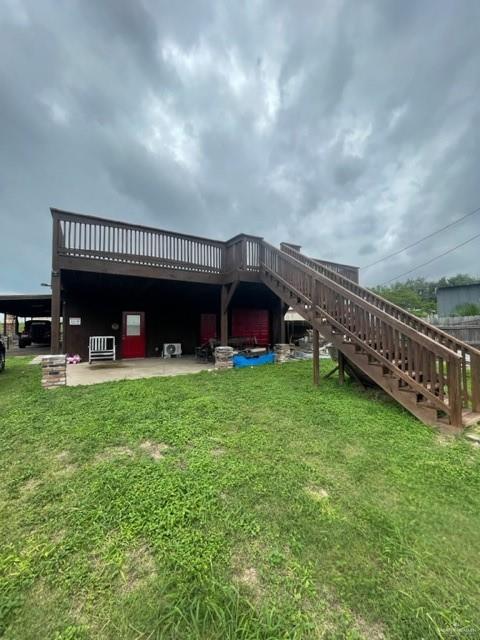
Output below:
[264,242,479,425]
[280,242,480,414]
[54,210,225,274]
[52,210,267,278]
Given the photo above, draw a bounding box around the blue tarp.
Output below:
[233,352,276,368]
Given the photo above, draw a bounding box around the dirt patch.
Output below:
[58,463,78,475]
[50,529,66,544]
[20,477,41,496]
[52,450,78,476]
[232,546,263,600]
[305,485,329,501]
[344,443,365,458]
[139,440,169,461]
[436,433,457,446]
[94,446,135,463]
[211,447,226,457]
[354,615,386,639]
[237,567,260,592]
[121,544,156,594]
[55,450,70,463]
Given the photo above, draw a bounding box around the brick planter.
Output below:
[214,346,234,370]
[274,343,291,364]
[41,355,67,389]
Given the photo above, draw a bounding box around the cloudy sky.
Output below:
[1,0,479,293]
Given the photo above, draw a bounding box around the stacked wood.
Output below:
[41,355,67,388]
[274,343,291,364]
[214,346,234,370]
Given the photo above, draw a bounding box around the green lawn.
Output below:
[1,357,479,639]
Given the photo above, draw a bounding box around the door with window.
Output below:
[121,312,146,358]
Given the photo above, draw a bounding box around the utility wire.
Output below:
[380,231,480,285]
[361,204,480,270]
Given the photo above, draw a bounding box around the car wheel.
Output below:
[0,352,5,372]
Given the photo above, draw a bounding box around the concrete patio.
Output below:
[66,356,212,386]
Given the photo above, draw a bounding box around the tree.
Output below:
[370,274,480,316]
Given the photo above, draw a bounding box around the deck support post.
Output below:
[312,328,320,386]
[471,353,480,413]
[273,298,287,345]
[338,350,345,385]
[448,357,463,428]
[2,314,6,336]
[220,284,228,345]
[51,270,61,354]
[220,281,239,345]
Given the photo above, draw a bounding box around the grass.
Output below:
[0,357,479,639]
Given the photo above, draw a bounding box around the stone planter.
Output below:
[274,343,291,364]
[214,346,234,370]
[41,354,67,388]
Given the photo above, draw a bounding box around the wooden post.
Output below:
[447,357,463,428]
[51,271,61,354]
[471,353,480,413]
[273,298,287,345]
[338,350,345,385]
[220,284,228,345]
[51,213,62,354]
[280,302,287,344]
[312,328,320,386]
[2,314,6,336]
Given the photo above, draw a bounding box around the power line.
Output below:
[379,230,480,285]
[361,204,480,271]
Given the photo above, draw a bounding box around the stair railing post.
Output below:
[447,356,463,428]
[312,328,320,386]
[338,350,345,385]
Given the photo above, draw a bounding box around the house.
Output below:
[47,208,359,360]
[2,206,479,430]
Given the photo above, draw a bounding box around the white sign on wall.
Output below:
[69,317,81,326]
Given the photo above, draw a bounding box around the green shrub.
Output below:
[453,302,480,316]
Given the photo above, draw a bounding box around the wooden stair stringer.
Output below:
[319,325,440,426]
[261,269,448,427]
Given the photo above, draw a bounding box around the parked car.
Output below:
[0,338,5,372]
[18,320,51,348]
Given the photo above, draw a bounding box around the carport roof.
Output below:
[0,294,51,317]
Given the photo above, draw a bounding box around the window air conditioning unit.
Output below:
[163,342,182,358]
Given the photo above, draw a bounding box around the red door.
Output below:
[121,312,146,358]
[200,313,217,344]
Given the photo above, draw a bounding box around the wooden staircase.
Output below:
[260,242,480,430]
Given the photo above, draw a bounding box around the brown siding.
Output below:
[61,271,284,359]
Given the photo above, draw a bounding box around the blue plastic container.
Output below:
[232,352,276,368]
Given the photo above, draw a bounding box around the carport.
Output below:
[0,294,52,346]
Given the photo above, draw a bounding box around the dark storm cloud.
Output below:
[1,0,480,293]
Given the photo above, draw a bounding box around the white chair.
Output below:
[88,336,116,364]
